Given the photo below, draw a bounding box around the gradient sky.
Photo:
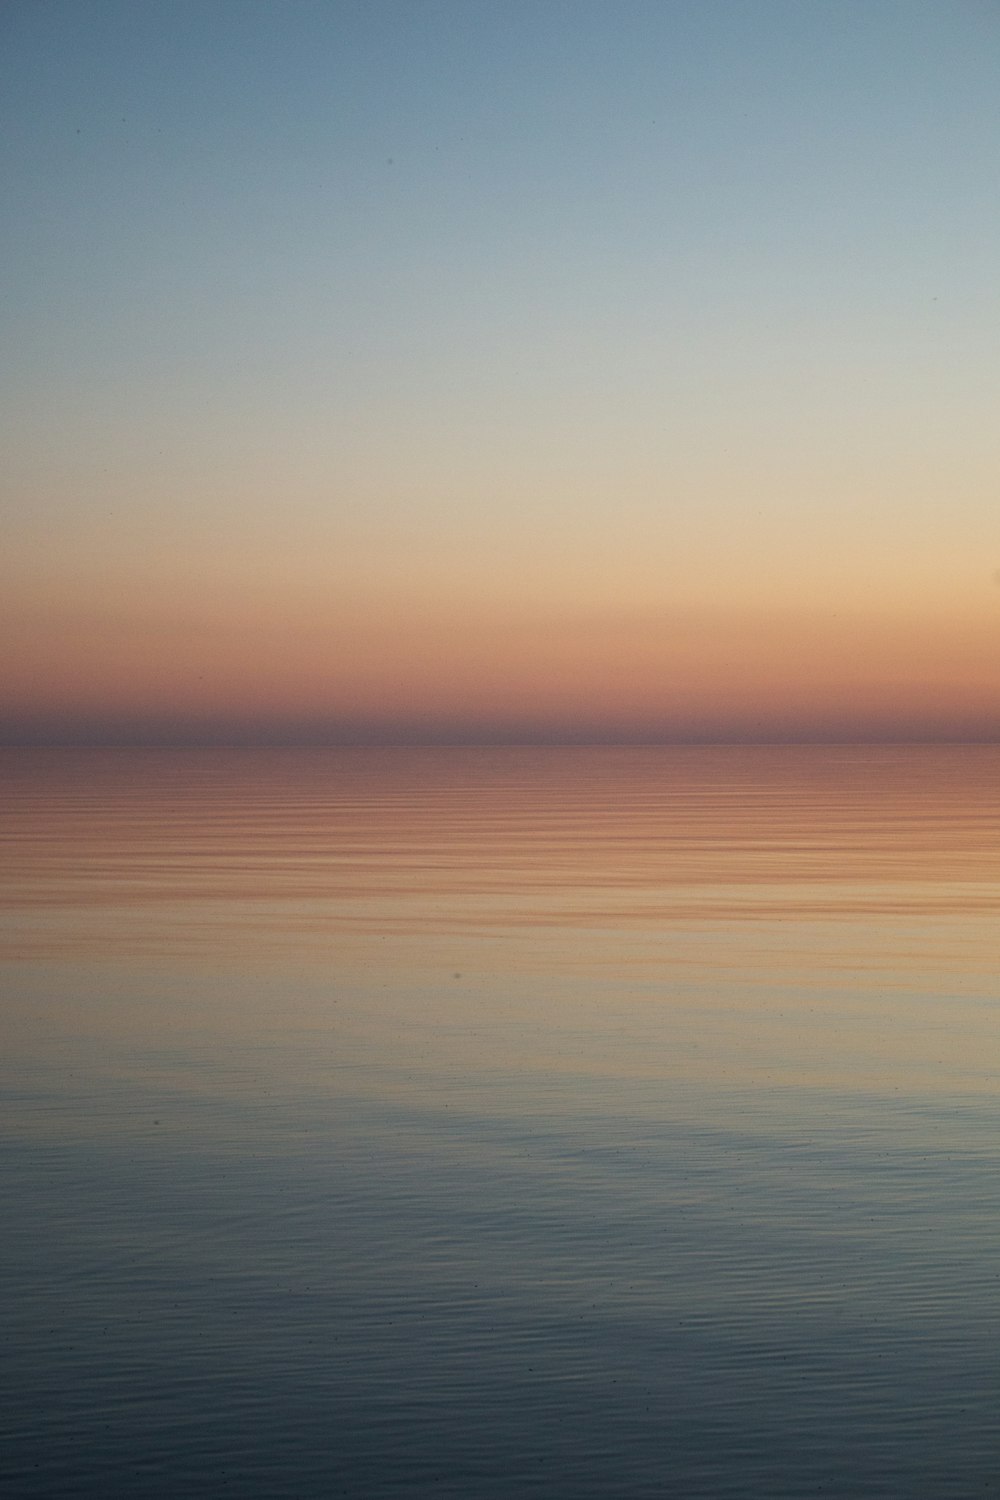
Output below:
[3,0,999,742]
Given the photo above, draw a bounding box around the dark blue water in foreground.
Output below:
[3,746,1000,1497]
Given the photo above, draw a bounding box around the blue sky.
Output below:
[3,1,999,739]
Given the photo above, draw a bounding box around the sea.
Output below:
[2,744,999,1498]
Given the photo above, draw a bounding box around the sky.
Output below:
[2,0,999,743]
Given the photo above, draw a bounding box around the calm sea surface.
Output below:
[2,745,1000,1498]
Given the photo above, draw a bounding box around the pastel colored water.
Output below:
[2,745,1000,1497]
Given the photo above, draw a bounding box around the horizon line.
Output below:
[3,733,1000,750]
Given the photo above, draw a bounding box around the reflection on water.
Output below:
[2,746,1000,1497]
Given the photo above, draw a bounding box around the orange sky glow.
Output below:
[3,3,999,742]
